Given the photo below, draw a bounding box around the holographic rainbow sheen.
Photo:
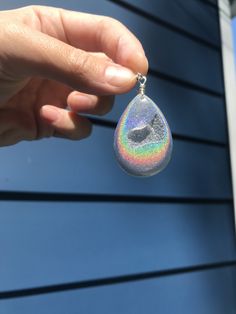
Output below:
[114,95,172,177]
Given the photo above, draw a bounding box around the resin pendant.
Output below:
[114,74,173,177]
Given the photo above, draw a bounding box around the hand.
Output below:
[0,5,148,146]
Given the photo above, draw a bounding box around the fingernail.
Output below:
[105,66,135,87]
[41,106,60,123]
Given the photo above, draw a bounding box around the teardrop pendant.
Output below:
[114,74,173,177]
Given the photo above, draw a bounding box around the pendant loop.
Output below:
[137,73,147,95]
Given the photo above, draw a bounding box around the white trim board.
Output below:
[219,0,236,228]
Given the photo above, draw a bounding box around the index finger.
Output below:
[32,6,148,74]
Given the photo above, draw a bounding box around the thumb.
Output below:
[3,24,137,95]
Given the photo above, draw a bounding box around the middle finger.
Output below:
[67,91,114,116]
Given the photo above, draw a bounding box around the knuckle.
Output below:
[25,5,39,12]
[1,22,20,39]
[98,16,127,60]
[100,16,123,30]
[67,49,92,79]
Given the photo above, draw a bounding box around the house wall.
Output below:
[0,1,236,312]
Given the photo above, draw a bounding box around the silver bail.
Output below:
[137,73,147,95]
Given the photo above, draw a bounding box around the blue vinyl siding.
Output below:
[0,202,235,291]
[0,0,235,313]
[0,131,233,198]
[1,268,236,314]
[120,0,220,46]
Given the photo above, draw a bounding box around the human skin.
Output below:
[0,5,148,146]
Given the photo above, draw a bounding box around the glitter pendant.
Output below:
[113,74,173,177]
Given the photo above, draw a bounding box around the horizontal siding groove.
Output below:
[199,0,218,9]
[89,118,227,148]
[172,134,226,147]
[149,69,224,98]
[0,260,235,300]
[0,191,232,204]
[108,0,220,51]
